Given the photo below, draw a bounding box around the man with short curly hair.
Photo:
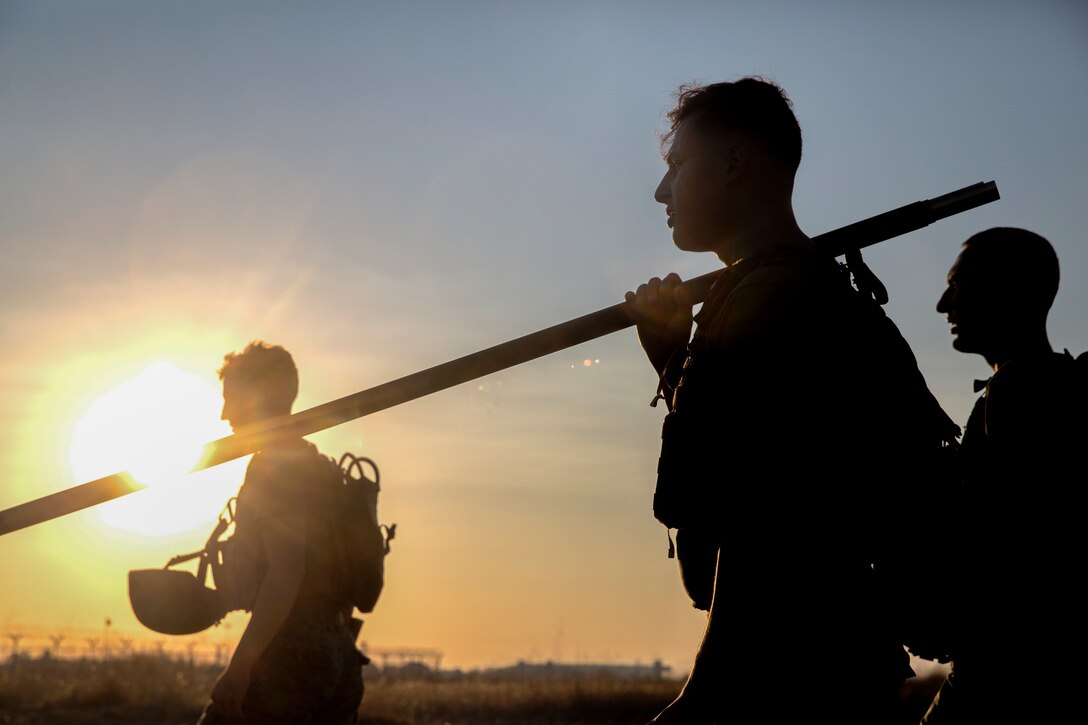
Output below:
[197,341,365,725]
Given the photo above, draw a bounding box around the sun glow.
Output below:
[68,362,246,537]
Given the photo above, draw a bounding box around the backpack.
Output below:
[321,452,396,614]
[654,251,963,613]
[153,449,395,620]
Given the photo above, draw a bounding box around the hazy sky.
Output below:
[1,1,1085,672]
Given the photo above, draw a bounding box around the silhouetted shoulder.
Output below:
[698,254,846,349]
[242,441,321,522]
[985,352,1081,446]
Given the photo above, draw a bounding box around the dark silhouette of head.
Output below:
[654,77,808,264]
[937,227,1058,368]
[661,76,802,175]
[218,341,299,430]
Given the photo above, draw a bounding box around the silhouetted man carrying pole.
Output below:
[198,341,365,725]
[922,228,1086,723]
[628,77,956,724]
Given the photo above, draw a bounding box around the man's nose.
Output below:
[936,287,952,313]
[653,173,670,205]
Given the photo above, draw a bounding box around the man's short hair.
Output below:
[218,341,299,414]
[960,227,1060,314]
[662,76,802,173]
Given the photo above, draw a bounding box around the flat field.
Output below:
[0,655,942,724]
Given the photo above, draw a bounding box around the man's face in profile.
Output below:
[654,120,736,257]
[937,250,1004,357]
[220,379,262,433]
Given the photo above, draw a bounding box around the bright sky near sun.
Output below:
[1,1,1086,673]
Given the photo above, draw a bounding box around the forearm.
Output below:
[229,526,306,669]
[650,347,689,410]
[230,566,303,667]
[626,273,694,380]
[651,339,689,377]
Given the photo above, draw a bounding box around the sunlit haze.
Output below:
[68,361,239,537]
[1,2,1086,673]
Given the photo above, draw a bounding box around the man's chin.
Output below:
[950,336,977,354]
[670,230,691,251]
[671,233,715,256]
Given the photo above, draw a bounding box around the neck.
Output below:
[985,328,1053,371]
[715,198,810,265]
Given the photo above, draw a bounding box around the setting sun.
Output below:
[68,362,246,537]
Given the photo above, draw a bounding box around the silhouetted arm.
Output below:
[211,514,306,718]
[626,273,694,408]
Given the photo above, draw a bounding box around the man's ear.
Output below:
[719,141,746,182]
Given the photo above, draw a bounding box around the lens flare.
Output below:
[68,362,242,536]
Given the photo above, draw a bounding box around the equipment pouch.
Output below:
[653,409,706,530]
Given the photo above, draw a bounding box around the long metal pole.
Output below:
[0,180,999,536]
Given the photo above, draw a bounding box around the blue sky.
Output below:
[1,1,1085,670]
